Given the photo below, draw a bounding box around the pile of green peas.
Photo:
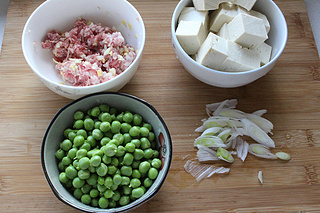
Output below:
[55,104,162,209]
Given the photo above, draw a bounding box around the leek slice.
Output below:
[194,136,226,148]
[217,129,231,142]
[247,113,273,134]
[241,118,275,148]
[217,147,234,163]
[275,152,291,161]
[200,127,222,136]
[197,145,219,162]
[248,144,277,159]
[218,108,247,119]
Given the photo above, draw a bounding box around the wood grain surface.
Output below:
[1,0,320,212]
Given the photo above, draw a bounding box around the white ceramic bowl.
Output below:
[171,0,287,88]
[41,92,172,212]
[22,0,145,99]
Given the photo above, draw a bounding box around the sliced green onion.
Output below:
[194,136,226,148]
[275,152,291,161]
[248,144,277,159]
[217,147,234,163]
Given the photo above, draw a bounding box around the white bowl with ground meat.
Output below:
[22,0,145,99]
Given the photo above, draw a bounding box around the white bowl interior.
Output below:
[42,93,172,212]
[171,0,287,88]
[22,0,145,98]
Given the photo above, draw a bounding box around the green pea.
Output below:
[148,167,158,180]
[122,186,132,195]
[81,184,92,194]
[73,110,84,120]
[113,174,122,186]
[112,191,121,201]
[132,169,141,179]
[84,118,94,131]
[65,165,78,179]
[144,148,154,159]
[121,123,132,133]
[73,135,85,147]
[88,164,96,173]
[58,161,65,171]
[103,143,117,157]
[60,139,72,151]
[104,189,114,199]
[91,106,100,117]
[121,165,132,177]
[119,195,130,206]
[76,149,87,159]
[122,153,134,166]
[62,156,72,166]
[91,198,99,207]
[132,160,140,169]
[139,161,151,174]
[79,157,90,170]
[59,172,69,184]
[109,107,117,115]
[73,188,83,200]
[110,157,119,167]
[76,129,87,139]
[55,149,65,160]
[68,131,77,141]
[143,123,152,131]
[140,138,151,150]
[121,176,130,186]
[151,158,162,169]
[104,176,113,188]
[115,145,126,157]
[143,177,153,188]
[72,160,79,170]
[108,139,119,146]
[89,188,99,198]
[94,121,101,129]
[86,174,98,186]
[64,128,73,138]
[100,121,111,133]
[130,178,141,188]
[111,120,121,134]
[109,200,117,208]
[129,126,140,137]
[100,137,111,146]
[113,133,124,145]
[102,155,112,164]
[92,149,103,157]
[100,112,112,122]
[140,127,150,137]
[148,132,155,142]
[98,197,109,209]
[96,163,108,176]
[80,194,91,205]
[86,136,96,147]
[92,129,103,140]
[134,149,144,160]
[99,104,110,113]
[123,133,132,144]
[132,187,144,199]
[73,120,84,129]
[90,155,101,167]
[153,150,160,158]
[72,177,85,188]
[78,170,90,180]
[123,112,133,123]
[110,183,118,191]
[107,165,117,175]
[131,139,141,148]
[80,142,91,151]
[116,112,124,122]
[97,184,107,193]
[125,143,135,153]
[133,114,142,126]
[67,148,78,159]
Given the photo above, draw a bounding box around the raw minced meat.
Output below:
[41,18,136,86]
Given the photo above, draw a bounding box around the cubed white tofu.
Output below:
[176,20,208,55]
[179,7,209,29]
[250,10,270,33]
[217,23,229,39]
[192,0,220,11]
[233,0,257,11]
[227,13,268,48]
[254,42,272,65]
[209,3,241,33]
[227,40,261,71]
[196,32,228,70]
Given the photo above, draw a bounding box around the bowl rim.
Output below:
[22,0,146,90]
[171,0,288,75]
[41,92,172,212]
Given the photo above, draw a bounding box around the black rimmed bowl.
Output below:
[41,92,172,212]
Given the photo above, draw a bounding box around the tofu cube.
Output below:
[217,23,229,39]
[233,0,257,11]
[196,32,228,70]
[254,42,272,65]
[225,40,261,71]
[209,3,247,33]
[192,0,220,11]
[176,20,208,55]
[250,10,270,33]
[179,7,209,29]
[227,13,268,48]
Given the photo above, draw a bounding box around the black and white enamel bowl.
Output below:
[41,92,172,212]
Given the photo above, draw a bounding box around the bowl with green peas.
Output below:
[41,92,172,212]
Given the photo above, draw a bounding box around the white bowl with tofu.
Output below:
[171,0,287,88]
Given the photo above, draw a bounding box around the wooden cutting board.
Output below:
[1,0,320,212]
